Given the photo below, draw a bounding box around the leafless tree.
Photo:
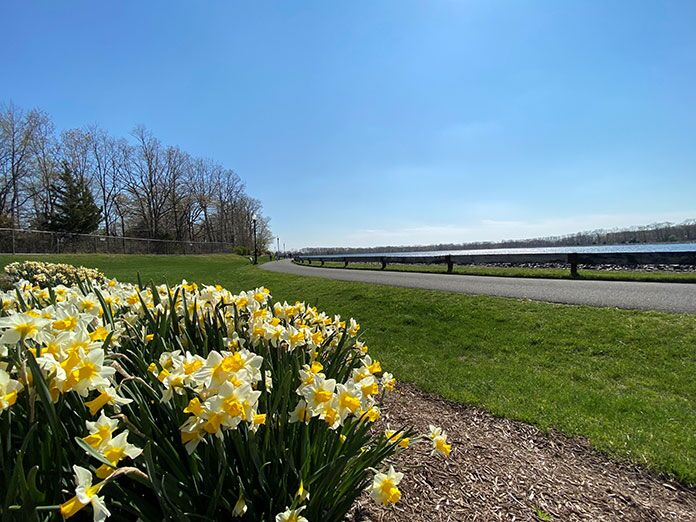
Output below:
[0,103,51,227]
[1,101,273,251]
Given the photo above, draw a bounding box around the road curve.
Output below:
[261,260,696,313]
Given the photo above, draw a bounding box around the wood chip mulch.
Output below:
[348,384,696,521]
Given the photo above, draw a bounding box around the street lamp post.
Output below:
[252,214,258,265]
[276,236,280,259]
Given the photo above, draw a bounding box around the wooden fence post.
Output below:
[446,255,453,273]
[381,258,387,270]
[568,253,579,277]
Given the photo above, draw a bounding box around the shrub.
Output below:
[0,269,451,520]
[232,246,251,256]
[4,260,105,288]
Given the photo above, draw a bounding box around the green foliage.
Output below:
[233,245,251,256]
[0,264,421,520]
[42,163,102,234]
[3,254,692,484]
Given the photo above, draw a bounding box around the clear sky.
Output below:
[3,1,695,249]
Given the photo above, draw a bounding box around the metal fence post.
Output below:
[11,228,16,255]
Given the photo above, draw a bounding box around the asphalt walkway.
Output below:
[261,260,696,313]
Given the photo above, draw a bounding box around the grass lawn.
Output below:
[307,260,696,283]
[2,253,696,484]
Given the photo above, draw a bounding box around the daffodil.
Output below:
[301,375,336,415]
[60,465,110,521]
[428,425,452,457]
[289,399,311,424]
[84,387,132,416]
[93,430,143,479]
[0,368,22,412]
[384,429,410,449]
[232,494,247,516]
[83,412,119,449]
[370,465,403,505]
[0,313,48,344]
[381,372,396,391]
[275,506,308,522]
[335,383,362,418]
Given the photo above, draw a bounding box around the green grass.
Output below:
[3,253,696,484]
[306,260,696,283]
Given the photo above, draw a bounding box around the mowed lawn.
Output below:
[2,254,696,484]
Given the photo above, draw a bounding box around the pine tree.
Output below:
[46,163,101,234]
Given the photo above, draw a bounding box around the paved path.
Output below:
[261,260,696,313]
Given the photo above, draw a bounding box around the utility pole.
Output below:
[252,214,258,265]
[276,236,280,259]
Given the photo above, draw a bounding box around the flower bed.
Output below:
[4,260,105,288]
[0,266,450,520]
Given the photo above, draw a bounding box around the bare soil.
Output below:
[349,384,696,521]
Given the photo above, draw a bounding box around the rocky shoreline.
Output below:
[467,262,696,272]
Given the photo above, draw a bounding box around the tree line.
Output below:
[303,220,696,255]
[0,102,272,252]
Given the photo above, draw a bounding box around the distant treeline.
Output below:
[0,101,273,250]
[302,220,696,255]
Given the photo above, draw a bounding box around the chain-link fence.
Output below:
[0,228,238,255]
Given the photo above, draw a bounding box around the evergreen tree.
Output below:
[46,163,101,234]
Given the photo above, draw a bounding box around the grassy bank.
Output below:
[305,260,696,283]
[2,253,696,484]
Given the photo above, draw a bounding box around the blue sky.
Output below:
[3,1,695,249]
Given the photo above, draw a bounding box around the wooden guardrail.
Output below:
[294,251,696,277]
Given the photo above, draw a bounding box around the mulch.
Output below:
[348,384,696,521]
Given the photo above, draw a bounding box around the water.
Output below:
[305,242,696,258]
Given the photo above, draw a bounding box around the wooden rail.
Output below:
[294,251,696,277]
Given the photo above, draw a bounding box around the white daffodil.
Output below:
[205,382,261,430]
[194,349,263,389]
[301,375,336,415]
[288,400,311,424]
[428,425,452,457]
[0,368,23,412]
[335,383,362,419]
[370,465,403,506]
[94,430,143,479]
[275,505,308,522]
[84,387,132,416]
[60,465,110,521]
[82,412,119,450]
[0,312,48,344]
[65,349,115,397]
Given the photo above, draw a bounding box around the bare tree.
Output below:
[0,103,50,227]
[123,126,171,238]
[88,126,127,235]
[0,102,273,251]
